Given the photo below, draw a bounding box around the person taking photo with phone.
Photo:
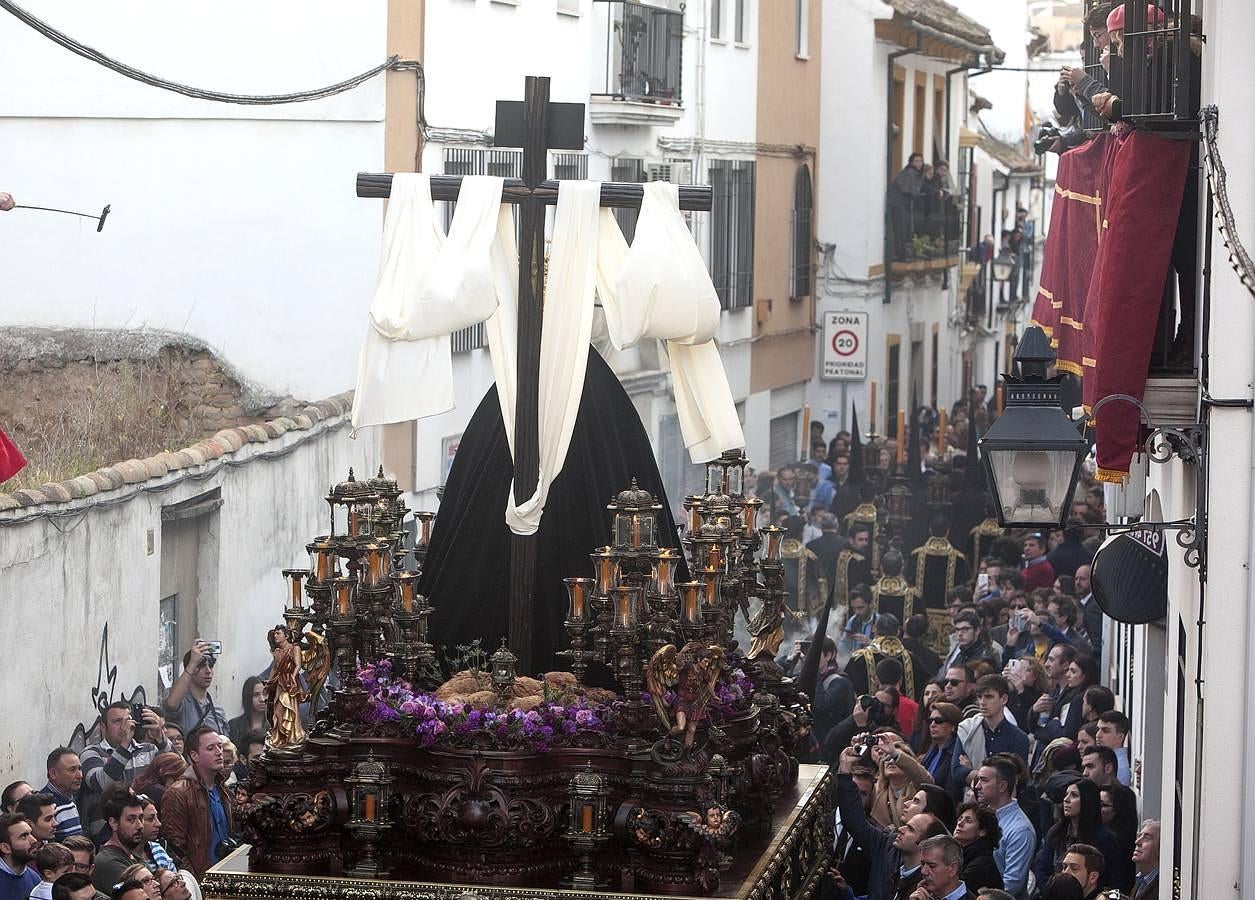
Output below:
[79,706,171,844]
[163,641,229,738]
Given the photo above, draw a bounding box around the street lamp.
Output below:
[979,326,1087,528]
[991,249,1016,283]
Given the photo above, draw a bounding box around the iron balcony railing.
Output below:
[599,0,683,105]
[1081,0,1199,128]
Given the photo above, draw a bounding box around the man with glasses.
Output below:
[942,665,980,720]
[162,641,228,738]
[940,611,998,678]
[79,706,170,844]
[154,870,190,900]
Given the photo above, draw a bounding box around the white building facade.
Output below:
[810,0,1037,443]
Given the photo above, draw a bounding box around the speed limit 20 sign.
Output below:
[821,311,868,380]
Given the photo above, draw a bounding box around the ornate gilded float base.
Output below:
[206,765,831,900]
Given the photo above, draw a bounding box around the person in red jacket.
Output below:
[1020,534,1056,591]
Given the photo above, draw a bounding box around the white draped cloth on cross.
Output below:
[352,173,745,535]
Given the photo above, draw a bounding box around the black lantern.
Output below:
[607,479,662,551]
[490,638,518,706]
[979,326,1087,527]
[563,765,610,888]
[991,248,1017,283]
[345,753,394,878]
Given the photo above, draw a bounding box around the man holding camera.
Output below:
[163,640,229,737]
[79,703,171,844]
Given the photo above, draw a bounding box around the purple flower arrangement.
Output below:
[355,660,616,752]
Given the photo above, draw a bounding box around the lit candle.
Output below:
[870,382,878,432]
[687,498,701,535]
[348,508,359,537]
[400,577,416,613]
[613,587,635,628]
[763,525,785,560]
[742,498,762,538]
[631,515,642,548]
[580,804,593,833]
[363,794,377,822]
[337,581,352,617]
[289,573,302,609]
[418,511,434,546]
[316,546,331,581]
[938,408,947,455]
[593,549,618,595]
[996,384,1005,414]
[896,411,906,465]
[682,584,701,625]
[706,544,721,570]
[701,567,721,607]
[653,552,675,596]
[565,577,591,620]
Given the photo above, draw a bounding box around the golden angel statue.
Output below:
[645,642,725,749]
[266,625,309,749]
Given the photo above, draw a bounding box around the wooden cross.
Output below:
[357,75,712,671]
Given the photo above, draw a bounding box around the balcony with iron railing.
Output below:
[590,0,684,127]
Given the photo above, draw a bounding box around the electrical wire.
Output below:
[0,0,417,105]
[1201,106,1255,299]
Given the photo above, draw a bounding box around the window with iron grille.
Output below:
[790,164,813,300]
[611,157,647,242]
[708,159,756,310]
[552,152,589,181]
[711,0,722,40]
[441,147,523,352]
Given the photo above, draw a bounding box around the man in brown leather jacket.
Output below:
[158,727,233,878]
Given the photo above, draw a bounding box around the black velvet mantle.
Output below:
[418,348,687,675]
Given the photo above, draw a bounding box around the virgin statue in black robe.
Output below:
[418,348,687,674]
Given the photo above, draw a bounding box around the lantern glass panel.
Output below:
[615,514,631,547]
[986,448,1078,524]
[639,514,654,547]
[728,464,743,496]
[332,503,349,537]
[705,463,723,495]
[353,502,375,536]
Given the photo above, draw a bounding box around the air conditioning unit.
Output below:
[646,159,693,184]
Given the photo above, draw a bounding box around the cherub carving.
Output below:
[645,642,725,749]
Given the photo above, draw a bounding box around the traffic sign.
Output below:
[821,311,868,380]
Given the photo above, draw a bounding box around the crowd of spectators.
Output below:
[0,640,268,900]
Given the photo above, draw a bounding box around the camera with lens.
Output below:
[855,732,878,757]
[1033,126,1062,155]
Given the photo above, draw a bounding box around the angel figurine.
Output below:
[266,625,310,749]
[645,642,725,749]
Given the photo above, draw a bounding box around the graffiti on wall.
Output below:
[65,623,148,752]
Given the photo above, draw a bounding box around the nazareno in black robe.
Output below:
[418,347,687,675]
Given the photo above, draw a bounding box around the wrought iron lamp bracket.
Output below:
[1084,394,1208,572]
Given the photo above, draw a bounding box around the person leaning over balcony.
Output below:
[890,154,925,260]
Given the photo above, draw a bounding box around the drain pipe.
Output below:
[884,42,920,306]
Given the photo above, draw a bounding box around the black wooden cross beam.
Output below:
[356,75,712,671]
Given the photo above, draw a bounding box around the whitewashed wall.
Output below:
[0,417,379,782]
[0,0,388,400]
